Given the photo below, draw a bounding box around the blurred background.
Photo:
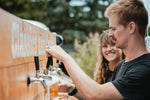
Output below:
[0,0,149,78]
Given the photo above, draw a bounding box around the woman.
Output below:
[94,29,124,84]
[58,30,124,100]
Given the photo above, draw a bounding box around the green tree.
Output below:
[0,0,46,21]
[0,0,113,44]
[43,0,112,44]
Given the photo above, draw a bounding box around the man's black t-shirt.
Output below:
[111,53,150,100]
[105,70,113,83]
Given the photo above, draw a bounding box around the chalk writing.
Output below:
[11,22,53,59]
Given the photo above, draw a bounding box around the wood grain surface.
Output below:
[0,8,57,100]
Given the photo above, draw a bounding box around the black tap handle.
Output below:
[58,62,69,76]
[27,75,31,87]
[46,56,51,69]
[50,56,53,66]
[57,60,59,63]
[46,56,53,69]
[34,56,39,71]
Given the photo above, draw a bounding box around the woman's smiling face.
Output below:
[102,42,122,62]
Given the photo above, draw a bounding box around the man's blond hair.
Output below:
[105,0,148,37]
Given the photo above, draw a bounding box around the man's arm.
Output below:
[63,55,124,100]
[46,46,124,100]
[74,90,86,100]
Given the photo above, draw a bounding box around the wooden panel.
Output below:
[0,68,8,100]
[0,8,22,67]
[33,91,45,100]
[0,8,57,100]
[7,64,28,100]
[0,8,56,68]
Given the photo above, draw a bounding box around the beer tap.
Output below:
[27,75,47,89]
[27,56,48,89]
[43,56,53,75]
[34,56,42,78]
[34,56,53,79]
[34,56,57,100]
[27,56,56,88]
[47,56,60,76]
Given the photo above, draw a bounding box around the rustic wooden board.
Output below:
[0,8,56,100]
[0,68,7,100]
[7,64,28,100]
[0,8,56,67]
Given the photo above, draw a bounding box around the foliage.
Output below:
[71,33,100,78]
[148,26,150,36]
[0,0,112,44]
[43,0,110,44]
[146,26,150,36]
[0,0,46,21]
[62,29,86,44]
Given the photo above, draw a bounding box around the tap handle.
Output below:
[34,56,39,71]
[27,75,31,87]
[49,56,53,66]
[46,56,51,69]
[57,60,59,63]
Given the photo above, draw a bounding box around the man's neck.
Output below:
[123,35,148,62]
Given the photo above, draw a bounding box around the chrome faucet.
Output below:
[27,56,48,89]
[27,75,47,89]
[34,56,53,79]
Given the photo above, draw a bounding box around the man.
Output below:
[46,0,150,99]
